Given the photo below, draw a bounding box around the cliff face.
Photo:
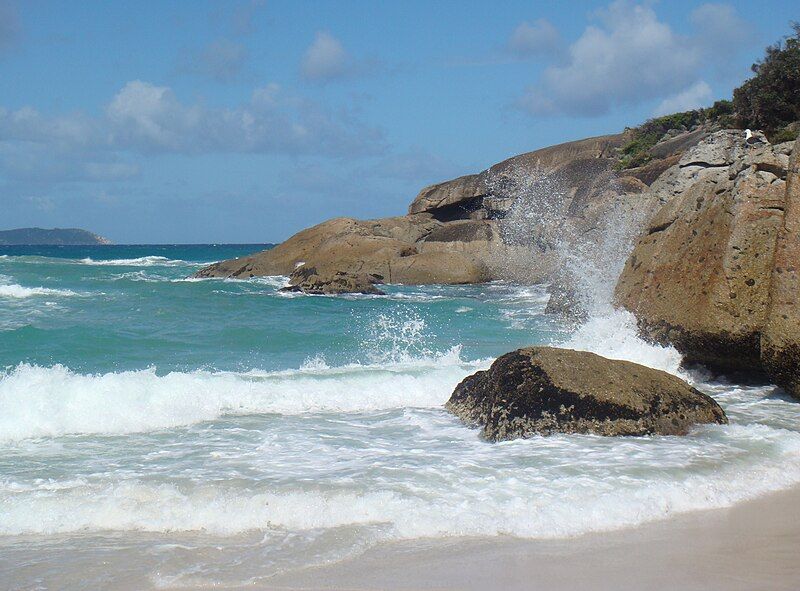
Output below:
[195,128,708,285]
[0,228,111,245]
[762,137,800,396]
[615,132,798,394]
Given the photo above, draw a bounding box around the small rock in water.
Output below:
[445,346,727,441]
[281,266,386,295]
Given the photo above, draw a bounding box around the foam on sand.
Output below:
[2,423,800,539]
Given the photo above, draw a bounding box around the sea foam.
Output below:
[3,422,800,538]
[0,284,78,299]
[561,309,684,377]
[0,348,484,441]
[79,256,201,267]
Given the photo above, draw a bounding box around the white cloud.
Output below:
[519,1,748,117]
[106,81,203,151]
[507,19,561,59]
[299,30,386,83]
[0,80,386,185]
[301,31,350,82]
[103,80,383,155]
[0,105,96,147]
[689,3,751,55]
[300,31,379,83]
[653,81,713,117]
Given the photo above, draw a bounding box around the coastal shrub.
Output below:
[616,103,739,170]
[617,109,711,170]
[733,23,800,138]
[770,125,799,144]
[706,100,735,128]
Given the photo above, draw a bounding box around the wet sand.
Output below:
[261,485,800,591]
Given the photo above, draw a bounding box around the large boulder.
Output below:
[615,131,797,386]
[445,347,727,441]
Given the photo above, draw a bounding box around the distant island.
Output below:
[0,228,112,245]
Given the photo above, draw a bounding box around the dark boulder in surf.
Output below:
[445,346,727,441]
[281,266,386,295]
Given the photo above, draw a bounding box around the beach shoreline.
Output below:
[259,485,800,591]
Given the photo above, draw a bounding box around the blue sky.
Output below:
[0,0,795,243]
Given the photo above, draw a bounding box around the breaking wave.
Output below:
[79,256,203,267]
[0,348,485,441]
[0,284,78,299]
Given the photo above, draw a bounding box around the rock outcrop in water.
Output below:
[615,133,799,395]
[196,215,505,284]
[445,347,728,441]
[281,266,386,295]
[193,130,710,288]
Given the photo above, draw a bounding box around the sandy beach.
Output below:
[261,485,800,591]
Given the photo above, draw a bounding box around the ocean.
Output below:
[1,245,799,590]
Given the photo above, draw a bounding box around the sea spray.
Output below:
[489,160,677,371]
[358,307,433,363]
[490,161,650,316]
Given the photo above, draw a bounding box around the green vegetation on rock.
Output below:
[734,23,800,141]
[616,102,733,170]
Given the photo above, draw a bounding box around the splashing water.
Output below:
[491,161,650,315]
[356,307,436,364]
[489,160,674,368]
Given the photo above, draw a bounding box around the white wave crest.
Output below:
[0,284,78,299]
[79,256,200,267]
[0,348,484,441]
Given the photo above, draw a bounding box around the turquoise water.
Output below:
[1,245,800,590]
[0,244,565,373]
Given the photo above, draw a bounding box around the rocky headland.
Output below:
[194,125,714,288]
[0,227,111,245]
[193,38,799,418]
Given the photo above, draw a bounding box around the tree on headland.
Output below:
[733,22,800,142]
